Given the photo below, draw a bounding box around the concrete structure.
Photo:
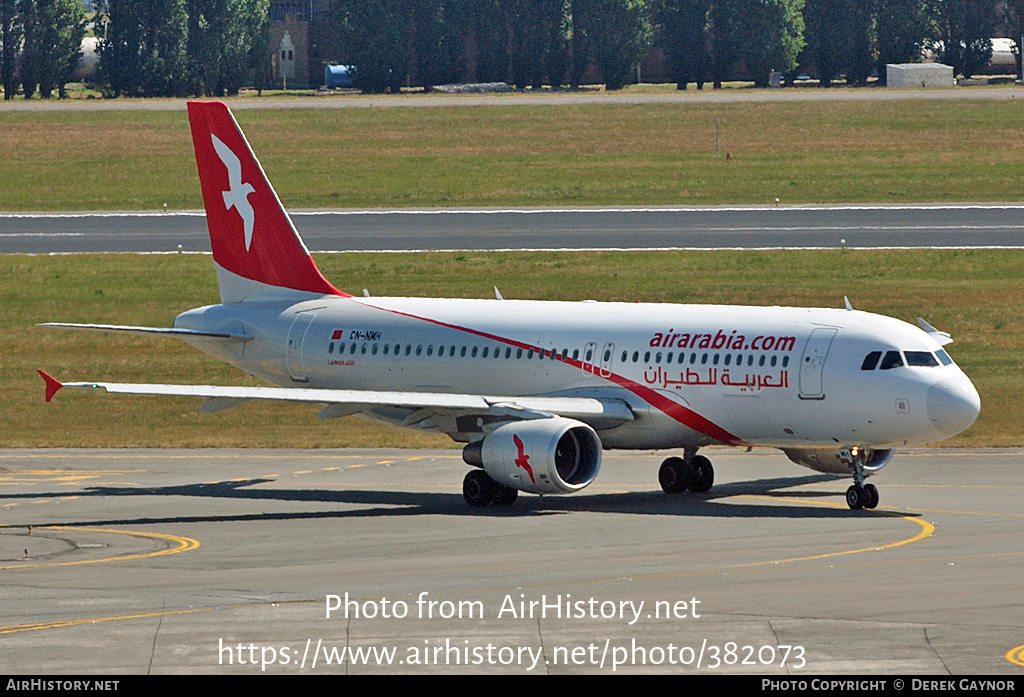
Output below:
[887,62,955,88]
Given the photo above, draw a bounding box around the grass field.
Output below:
[2,99,1024,210]
[6,249,1021,448]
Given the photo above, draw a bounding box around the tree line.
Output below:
[339,0,1014,92]
[1,0,86,99]
[0,0,1017,99]
[0,0,270,99]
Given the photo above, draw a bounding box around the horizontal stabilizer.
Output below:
[37,323,253,341]
[916,317,954,346]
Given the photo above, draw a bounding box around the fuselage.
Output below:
[175,295,981,454]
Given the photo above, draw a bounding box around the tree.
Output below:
[1009,0,1024,80]
[844,0,874,85]
[185,0,268,97]
[509,0,569,88]
[96,0,187,97]
[657,0,711,89]
[708,0,743,87]
[20,0,86,99]
[798,0,852,85]
[733,0,805,87]
[875,0,930,81]
[95,0,145,97]
[411,0,465,90]
[0,0,20,99]
[336,0,413,93]
[573,0,651,90]
[930,0,996,79]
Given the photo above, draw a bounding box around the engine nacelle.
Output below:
[783,447,895,475]
[462,418,602,495]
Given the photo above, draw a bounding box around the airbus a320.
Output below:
[38,101,981,510]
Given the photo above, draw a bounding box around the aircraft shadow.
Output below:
[1,472,918,527]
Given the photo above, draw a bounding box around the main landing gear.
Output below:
[463,470,518,507]
[659,450,714,494]
[844,447,879,510]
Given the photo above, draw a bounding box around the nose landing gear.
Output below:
[843,447,879,510]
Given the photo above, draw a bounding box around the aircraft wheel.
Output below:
[659,457,689,493]
[463,470,496,507]
[846,484,865,510]
[863,483,879,509]
[690,456,714,493]
[494,485,519,506]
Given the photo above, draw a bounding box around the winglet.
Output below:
[38,370,63,402]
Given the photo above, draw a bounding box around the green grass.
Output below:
[6,249,1021,448]
[2,99,1024,210]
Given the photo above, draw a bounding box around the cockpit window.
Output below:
[905,351,939,367]
[936,349,953,366]
[861,351,881,370]
[879,350,903,370]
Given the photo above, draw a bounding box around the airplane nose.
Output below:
[927,376,981,437]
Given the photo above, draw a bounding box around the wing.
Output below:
[37,371,634,433]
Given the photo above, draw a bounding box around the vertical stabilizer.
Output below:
[187,101,347,303]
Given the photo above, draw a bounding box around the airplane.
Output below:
[38,100,981,511]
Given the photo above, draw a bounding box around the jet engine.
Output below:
[462,418,602,495]
[783,447,895,475]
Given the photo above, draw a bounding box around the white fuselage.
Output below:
[175,294,981,455]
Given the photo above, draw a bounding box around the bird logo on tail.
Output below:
[211,134,256,251]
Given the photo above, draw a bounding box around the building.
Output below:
[269,1,343,89]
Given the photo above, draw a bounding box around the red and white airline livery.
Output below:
[39,101,981,510]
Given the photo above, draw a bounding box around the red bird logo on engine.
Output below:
[513,434,536,483]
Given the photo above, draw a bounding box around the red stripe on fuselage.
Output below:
[351,298,746,447]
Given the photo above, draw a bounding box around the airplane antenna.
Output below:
[843,296,854,311]
[494,287,504,300]
[363,289,370,297]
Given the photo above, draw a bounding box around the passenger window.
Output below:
[861,351,881,370]
[936,349,953,366]
[905,351,939,367]
[879,350,903,370]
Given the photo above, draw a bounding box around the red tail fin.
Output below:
[187,101,347,302]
